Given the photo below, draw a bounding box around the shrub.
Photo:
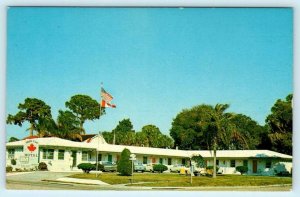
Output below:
[11,159,16,165]
[77,163,96,173]
[93,163,104,171]
[38,162,48,171]
[153,164,168,173]
[117,148,132,176]
[6,166,13,172]
[236,166,248,175]
[276,171,291,177]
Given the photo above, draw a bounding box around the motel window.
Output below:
[266,160,272,168]
[82,151,88,161]
[8,149,15,159]
[143,156,147,164]
[159,158,163,164]
[168,158,172,165]
[243,160,248,167]
[182,158,186,165]
[58,150,65,160]
[230,160,236,167]
[216,160,219,166]
[42,149,54,160]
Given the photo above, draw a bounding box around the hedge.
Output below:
[153,164,168,173]
[77,163,96,173]
[236,166,248,175]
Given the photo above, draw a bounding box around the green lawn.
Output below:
[68,173,292,187]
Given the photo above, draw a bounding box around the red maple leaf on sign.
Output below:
[27,143,36,152]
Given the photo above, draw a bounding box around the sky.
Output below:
[6,7,293,140]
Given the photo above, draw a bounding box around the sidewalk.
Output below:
[48,177,109,185]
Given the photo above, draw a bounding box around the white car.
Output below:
[170,164,187,173]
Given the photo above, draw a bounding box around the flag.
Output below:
[100,87,116,108]
[101,100,116,108]
[101,87,113,103]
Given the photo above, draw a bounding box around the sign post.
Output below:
[129,154,136,184]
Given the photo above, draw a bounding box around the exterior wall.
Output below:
[6,145,292,175]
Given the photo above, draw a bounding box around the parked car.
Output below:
[145,163,159,172]
[134,162,146,172]
[101,161,117,172]
[170,164,187,173]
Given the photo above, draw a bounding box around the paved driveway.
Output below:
[6,171,77,182]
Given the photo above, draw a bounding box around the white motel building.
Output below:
[6,135,292,175]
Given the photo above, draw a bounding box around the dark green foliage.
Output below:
[236,166,248,175]
[170,104,214,150]
[266,94,292,155]
[153,164,168,173]
[11,159,16,165]
[102,131,114,144]
[77,163,96,173]
[93,163,104,171]
[117,148,132,176]
[140,125,174,148]
[6,98,52,136]
[65,95,103,134]
[6,166,13,172]
[52,110,83,141]
[38,162,48,171]
[191,155,206,168]
[276,171,291,177]
[8,137,19,142]
[230,114,267,150]
[113,119,135,145]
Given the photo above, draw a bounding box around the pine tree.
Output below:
[117,148,132,176]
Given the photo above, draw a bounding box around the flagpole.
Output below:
[96,82,103,178]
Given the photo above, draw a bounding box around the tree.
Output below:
[65,95,102,134]
[54,110,83,141]
[266,94,292,155]
[113,119,135,145]
[170,105,214,150]
[230,114,267,150]
[134,132,149,147]
[8,137,19,142]
[7,98,52,136]
[206,104,234,178]
[117,148,132,176]
[137,125,173,148]
[102,131,114,144]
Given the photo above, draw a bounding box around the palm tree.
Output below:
[206,104,248,178]
[54,110,82,141]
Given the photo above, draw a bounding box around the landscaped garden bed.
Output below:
[68,173,292,187]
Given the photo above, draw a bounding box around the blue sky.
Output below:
[6,7,293,140]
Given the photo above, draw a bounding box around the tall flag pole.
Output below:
[96,82,103,177]
[96,83,116,177]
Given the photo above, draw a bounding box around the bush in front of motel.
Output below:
[236,166,248,175]
[93,163,105,171]
[77,163,96,173]
[153,164,168,173]
[6,166,13,172]
[11,159,16,165]
[38,162,48,171]
[117,148,132,176]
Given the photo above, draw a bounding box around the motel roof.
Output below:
[6,136,292,160]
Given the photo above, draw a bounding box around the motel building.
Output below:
[6,135,292,175]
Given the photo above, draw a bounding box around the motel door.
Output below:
[72,151,77,167]
[252,160,257,173]
[108,155,112,162]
